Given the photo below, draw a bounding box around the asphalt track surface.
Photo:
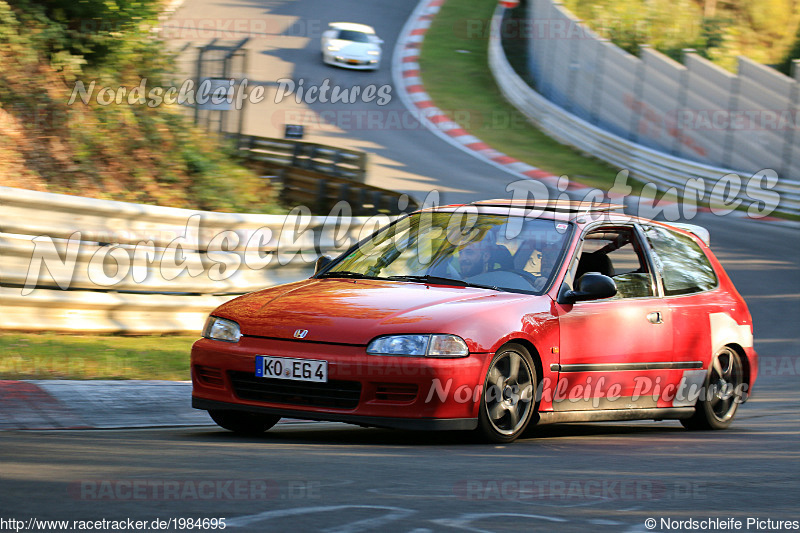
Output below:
[2,0,799,531]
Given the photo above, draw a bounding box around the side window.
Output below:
[643,225,718,296]
[572,226,655,299]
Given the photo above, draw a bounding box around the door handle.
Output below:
[647,311,663,324]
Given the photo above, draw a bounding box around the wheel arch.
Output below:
[497,338,544,385]
[725,342,752,399]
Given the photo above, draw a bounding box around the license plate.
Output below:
[347,59,360,64]
[255,356,328,383]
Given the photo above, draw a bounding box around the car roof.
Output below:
[328,22,376,34]
[420,200,628,225]
[420,199,711,245]
[471,199,625,213]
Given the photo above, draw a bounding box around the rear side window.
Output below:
[643,225,718,296]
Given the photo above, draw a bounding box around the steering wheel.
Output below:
[498,269,542,290]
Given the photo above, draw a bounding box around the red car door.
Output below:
[553,224,676,411]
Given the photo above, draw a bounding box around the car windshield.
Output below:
[337,30,371,43]
[321,211,572,294]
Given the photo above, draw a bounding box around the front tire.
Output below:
[477,344,537,443]
[681,346,744,430]
[208,410,281,435]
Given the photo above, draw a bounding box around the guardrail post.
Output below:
[356,188,369,216]
[309,145,321,173]
[337,182,351,205]
[589,39,608,126]
[565,20,581,113]
[673,50,692,157]
[193,46,205,125]
[628,45,648,143]
[330,150,342,178]
[371,191,384,214]
[291,142,304,168]
[316,179,329,214]
[543,2,561,101]
[722,74,740,170]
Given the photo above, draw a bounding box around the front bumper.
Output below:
[193,397,477,431]
[323,53,380,69]
[191,336,490,429]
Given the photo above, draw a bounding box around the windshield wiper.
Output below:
[386,275,500,291]
[317,271,378,279]
[387,274,467,286]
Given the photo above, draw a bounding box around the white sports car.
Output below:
[321,22,383,70]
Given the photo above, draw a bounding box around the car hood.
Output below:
[214,278,533,344]
[329,39,380,55]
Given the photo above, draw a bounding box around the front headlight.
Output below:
[202,316,241,342]
[367,50,380,56]
[327,45,341,52]
[367,334,468,358]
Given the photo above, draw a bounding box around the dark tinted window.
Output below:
[337,30,371,43]
[643,225,717,296]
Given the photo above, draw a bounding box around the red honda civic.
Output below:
[191,200,758,442]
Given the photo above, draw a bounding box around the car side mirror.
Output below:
[314,255,333,275]
[558,273,616,304]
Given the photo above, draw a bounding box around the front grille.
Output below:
[229,371,361,409]
[374,383,418,403]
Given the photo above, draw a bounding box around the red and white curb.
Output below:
[0,380,323,431]
[0,380,208,430]
[391,0,798,226]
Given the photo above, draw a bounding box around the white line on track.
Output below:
[226,505,416,532]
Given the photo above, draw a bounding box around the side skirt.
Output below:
[535,407,695,425]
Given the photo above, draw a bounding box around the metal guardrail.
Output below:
[488,7,800,217]
[238,135,368,183]
[256,163,417,216]
[237,134,416,215]
[0,186,398,333]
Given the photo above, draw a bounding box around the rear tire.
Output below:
[476,343,537,443]
[208,410,280,435]
[681,346,744,430]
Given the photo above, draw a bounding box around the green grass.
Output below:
[418,0,631,193]
[0,333,196,380]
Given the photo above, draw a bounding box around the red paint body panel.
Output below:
[213,278,543,350]
[193,336,491,420]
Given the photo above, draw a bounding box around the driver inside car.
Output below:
[457,240,491,278]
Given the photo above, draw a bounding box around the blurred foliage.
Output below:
[778,22,800,75]
[0,0,282,212]
[562,0,800,72]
